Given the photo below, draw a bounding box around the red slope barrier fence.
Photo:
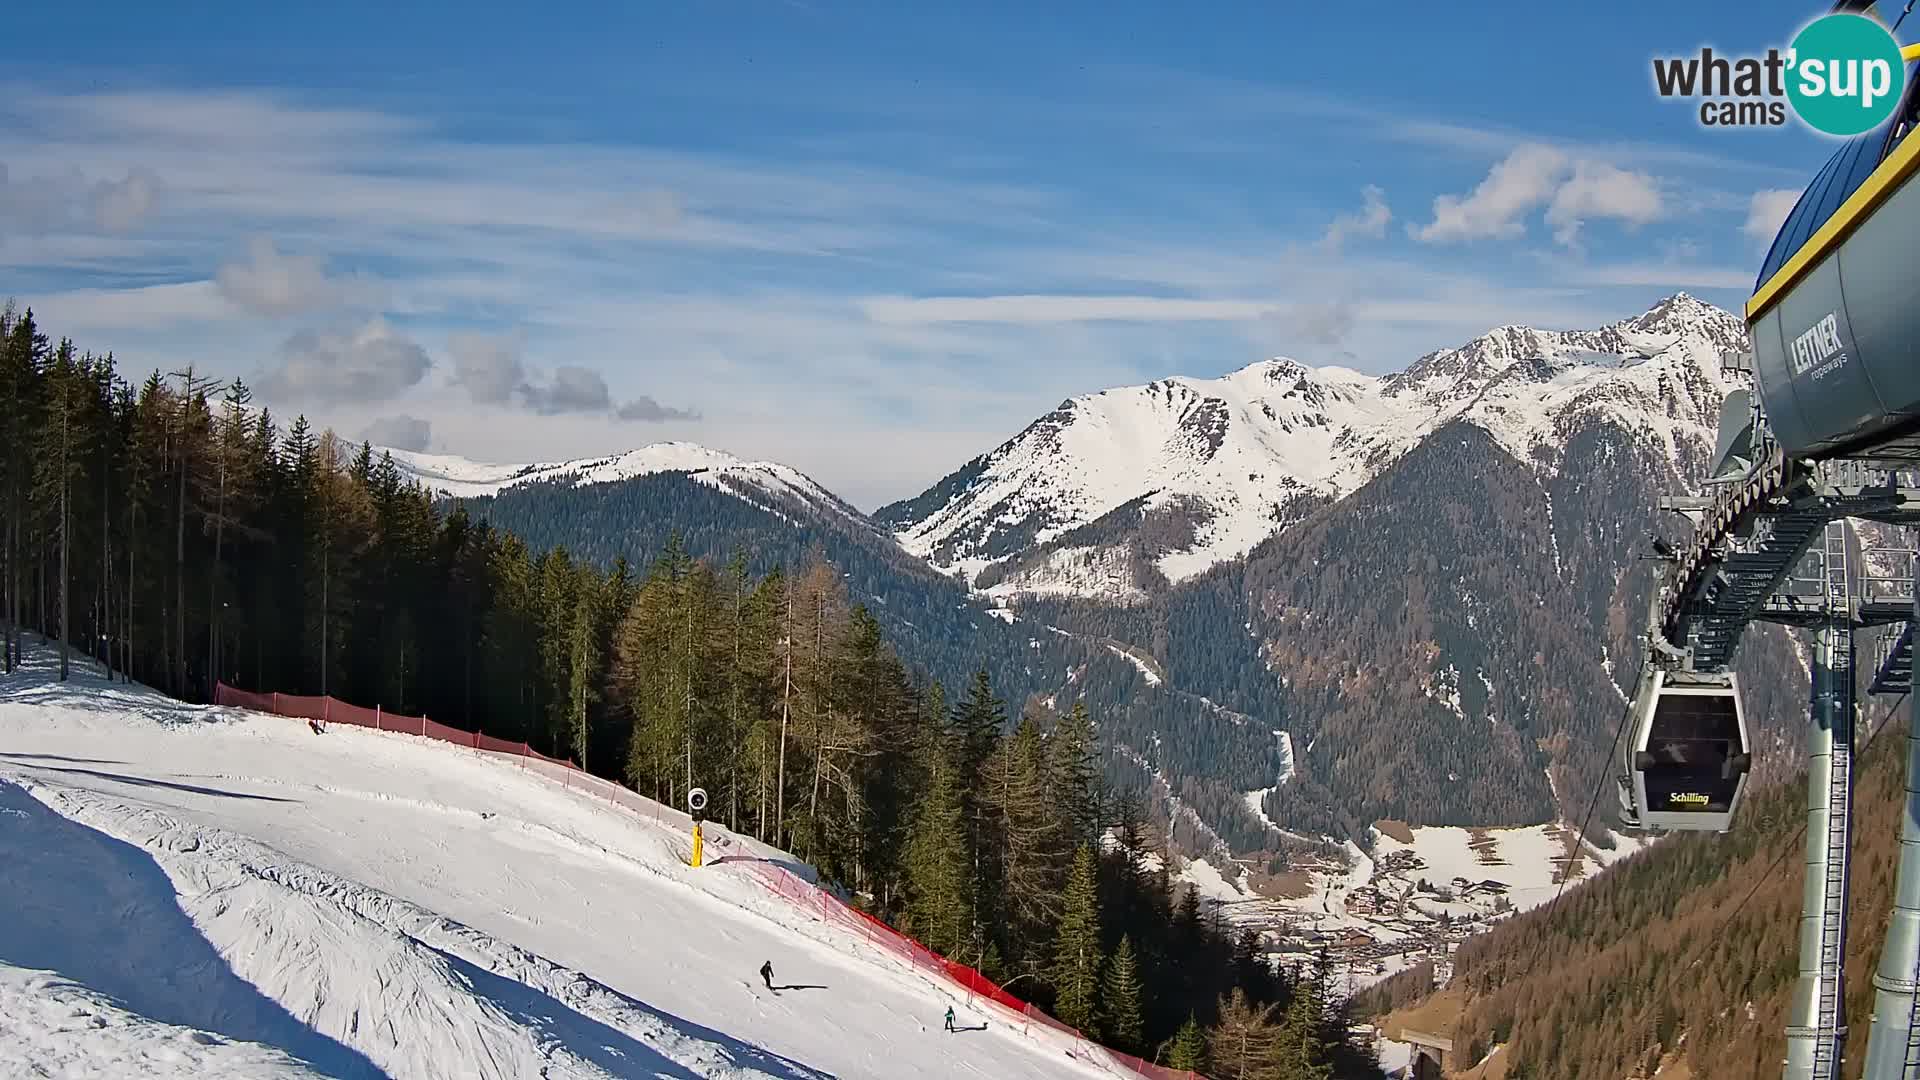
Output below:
[212,682,1206,1080]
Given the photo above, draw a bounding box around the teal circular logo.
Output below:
[1787,13,1907,136]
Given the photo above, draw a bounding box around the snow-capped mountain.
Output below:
[878,293,1747,602]
[385,442,865,526]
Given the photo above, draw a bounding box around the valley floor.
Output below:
[0,646,1115,1079]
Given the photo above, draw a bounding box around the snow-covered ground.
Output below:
[1368,823,1650,914]
[0,649,1114,1079]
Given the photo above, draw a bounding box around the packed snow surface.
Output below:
[0,651,1113,1079]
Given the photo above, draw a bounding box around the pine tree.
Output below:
[31,341,88,680]
[1052,843,1103,1032]
[987,713,1067,965]
[1168,1013,1208,1071]
[1276,986,1333,1080]
[903,736,972,957]
[1233,927,1274,1003]
[953,668,1006,938]
[1049,699,1101,844]
[1102,933,1144,1053]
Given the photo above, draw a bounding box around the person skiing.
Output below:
[760,960,775,991]
[944,1005,956,1033]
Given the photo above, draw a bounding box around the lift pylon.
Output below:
[1785,521,1857,1080]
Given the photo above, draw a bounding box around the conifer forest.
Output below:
[0,305,1382,1077]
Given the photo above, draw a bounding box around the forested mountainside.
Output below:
[397,293,1822,844]
[449,473,1064,708]
[451,471,1299,857]
[1036,415,1812,838]
[1358,694,1915,1080]
[0,305,1383,1077]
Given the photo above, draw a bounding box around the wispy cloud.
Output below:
[1318,185,1391,253]
[1411,144,1570,243]
[257,318,431,405]
[216,236,383,316]
[1742,188,1800,245]
[363,414,433,452]
[1545,161,1663,247]
[0,81,1782,507]
[860,294,1274,325]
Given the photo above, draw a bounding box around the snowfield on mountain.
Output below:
[0,650,1118,1079]
[387,442,865,527]
[879,293,1747,599]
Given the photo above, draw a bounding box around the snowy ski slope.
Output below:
[0,650,1116,1079]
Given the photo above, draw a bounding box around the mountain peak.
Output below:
[887,295,1747,599]
[1626,291,1735,336]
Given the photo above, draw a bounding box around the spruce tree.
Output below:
[1052,843,1103,1032]
[903,737,972,957]
[987,714,1066,965]
[1102,933,1144,1053]
[1048,699,1101,844]
[1277,987,1333,1080]
[1168,1013,1208,1071]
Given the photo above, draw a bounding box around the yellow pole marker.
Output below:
[692,822,705,868]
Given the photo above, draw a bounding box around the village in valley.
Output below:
[1169,818,1650,996]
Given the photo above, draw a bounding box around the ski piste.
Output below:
[0,652,1125,1079]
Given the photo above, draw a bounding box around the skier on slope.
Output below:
[760,960,775,991]
[944,1005,956,1033]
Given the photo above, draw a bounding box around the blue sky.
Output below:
[0,1,1860,507]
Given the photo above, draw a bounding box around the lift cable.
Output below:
[1516,678,1641,976]
[1555,681,1640,910]
[1521,684,1906,977]
[1722,691,1910,927]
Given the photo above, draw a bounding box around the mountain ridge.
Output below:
[879,291,1746,604]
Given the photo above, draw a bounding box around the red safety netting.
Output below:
[737,861,1206,1079]
[212,680,1204,1080]
[214,682,571,767]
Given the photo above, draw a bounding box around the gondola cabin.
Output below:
[1621,670,1752,832]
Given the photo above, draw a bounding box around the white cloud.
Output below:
[447,327,695,421]
[0,161,160,242]
[256,317,431,405]
[26,281,231,331]
[1411,143,1569,243]
[1545,161,1663,246]
[447,330,527,405]
[1413,145,1666,247]
[1742,188,1800,244]
[617,395,700,422]
[1272,299,1355,346]
[0,85,1771,508]
[860,294,1272,325]
[363,414,432,452]
[1318,185,1390,252]
[524,364,614,415]
[90,169,158,232]
[216,236,381,316]
[1555,260,1753,290]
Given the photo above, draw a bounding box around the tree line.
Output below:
[0,305,1379,1078]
